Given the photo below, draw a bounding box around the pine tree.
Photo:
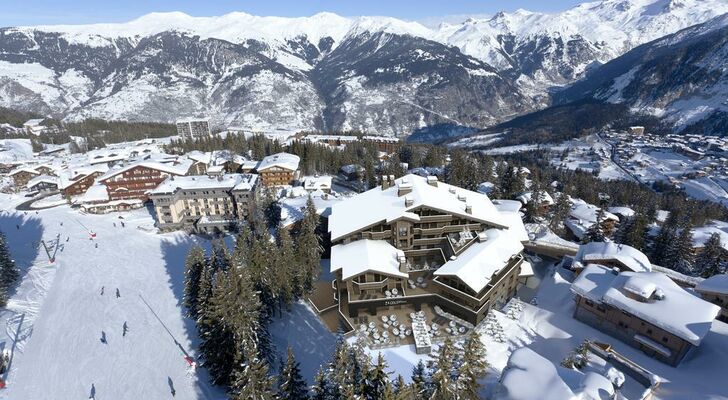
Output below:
[230,344,276,400]
[430,338,457,400]
[582,208,606,244]
[624,214,649,252]
[363,352,389,400]
[667,227,696,275]
[197,272,236,385]
[298,196,322,295]
[613,216,635,245]
[311,367,333,400]
[278,347,309,400]
[457,331,488,399]
[651,212,679,265]
[696,233,724,277]
[411,360,428,398]
[393,375,414,400]
[276,227,296,308]
[550,192,572,235]
[196,260,215,319]
[183,245,206,318]
[0,231,18,307]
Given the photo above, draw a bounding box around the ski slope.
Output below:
[0,193,225,400]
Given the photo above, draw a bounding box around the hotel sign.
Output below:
[384,299,408,306]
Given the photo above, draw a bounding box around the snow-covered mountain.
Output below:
[556,13,728,134]
[0,0,726,137]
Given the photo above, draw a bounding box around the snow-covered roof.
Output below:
[516,191,554,206]
[74,183,109,204]
[58,165,107,189]
[280,193,341,228]
[330,239,407,280]
[571,264,720,346]
[23,118,45,127]
[435,228,525,293]
[330,174,508,241]
[492,199,523,213]
[566,198,619,239]
[496,347,614,400]
[575,242,652,273]
[303,175,332,191]
[256,152,300,172]
[695,274,728,295]
[8,166,41,176]
[27,175,59,188]
[148,174,258,195]
[98,159,193,182]
[607,206,636,218]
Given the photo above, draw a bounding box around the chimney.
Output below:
[398,180,413,197]
[405,195,414,207]
[426,175,438,187]
[465,204,472,214]
[381,175,390,190]
[457,194,467,202]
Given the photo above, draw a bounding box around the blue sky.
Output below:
[1,0,586,27]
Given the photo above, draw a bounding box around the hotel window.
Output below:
[399,227,408,236]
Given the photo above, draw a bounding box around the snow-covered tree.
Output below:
[457,331,488,399]
[230,344,275,400]
[550,192,572,235]
[278,347,308,400]
[696,233,724,278]
[667,227,696,275]
[430,337,457,400]
[183,245,206,318]
[0,231,18,307]
[582,208,606,244]
[298,196,322,295]
[363,352,389,400]
[411,360,428,398]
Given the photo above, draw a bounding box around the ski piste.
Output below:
[74,219,96,239]
[138,294,197,371]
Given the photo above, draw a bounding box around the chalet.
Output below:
[302,175,333,193]
[695,275,728,323]
[257,152,300,187]
[23,118,47,136]
[26,175,59,193]
[361,136,400,153]
[148,174,259,233]
[97,160,193,202]
[8,167,40,188]
[565,199,619,240]
[326,174,528,326]
[59,166,107,198]
[571,264,720,366]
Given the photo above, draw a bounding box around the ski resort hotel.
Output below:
[320,174,529,331]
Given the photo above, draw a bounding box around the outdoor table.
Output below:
[391,288,398,295]
[381,315,389,323]
[459,327,466,334]
[416,277,424,283]
[390,314,397,321]
[393,328,400,336]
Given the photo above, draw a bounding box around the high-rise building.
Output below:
[176,118,211,139]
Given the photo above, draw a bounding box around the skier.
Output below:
[100,286,104,295]
[100,331,107,344]
[89,383,96,400]
[121,221,125,228]
[15,225,19,230]
[95,243,98,249]
[123,321,128,337]
[113,222,116,228]
[116,288,120,298]
[66,236,69,242]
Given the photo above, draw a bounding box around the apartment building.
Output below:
[176,118,211,139]
[695,275,728,323]
[98,160,193,202]
[149,174,259,233]
[59,166,107,198]
[571,264,720,366]
[257,152,300,187]
[327,174,528,326]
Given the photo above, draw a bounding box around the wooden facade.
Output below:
[61,172,103,198]
[101,165,189,202]
[573,295,693,366]
[259,166,296,187]
[10,170,39,188]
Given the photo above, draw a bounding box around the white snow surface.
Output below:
[0,139,34,164]
[330,239,406,281]
[575,241,652,273]
[0,193,226,399]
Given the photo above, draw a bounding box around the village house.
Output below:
[148,174,259,233]
[26,175,59,193]
[695,274,728,323]
[302,175,333,193]
[571,264,720,366]
[256,152,300,187]
[324,174,528,328]
[8,167,40,188]
[97,159,193,202]
[565,198,620,240]
[59,166,107,198]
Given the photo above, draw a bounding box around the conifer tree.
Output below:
[196,260,215,319]
[276,227,296,308]
[0,231,18,307]
[363,352,389,400]
[430,338,457,400]
[278,347,309,400]
[298,196,322,295]
[582,208,606,244]
[696,233,724,277]
[393,375,414,400]
[411,360,428,398]
[183,245,206,318]
[457,331,488,399]
[311,367,333,400]
[197,271,236,385]
[550,192,572,235]
[624,214,649,251]
[651,212,679,265]
[231,344,276,400]
[667,227,696,275]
